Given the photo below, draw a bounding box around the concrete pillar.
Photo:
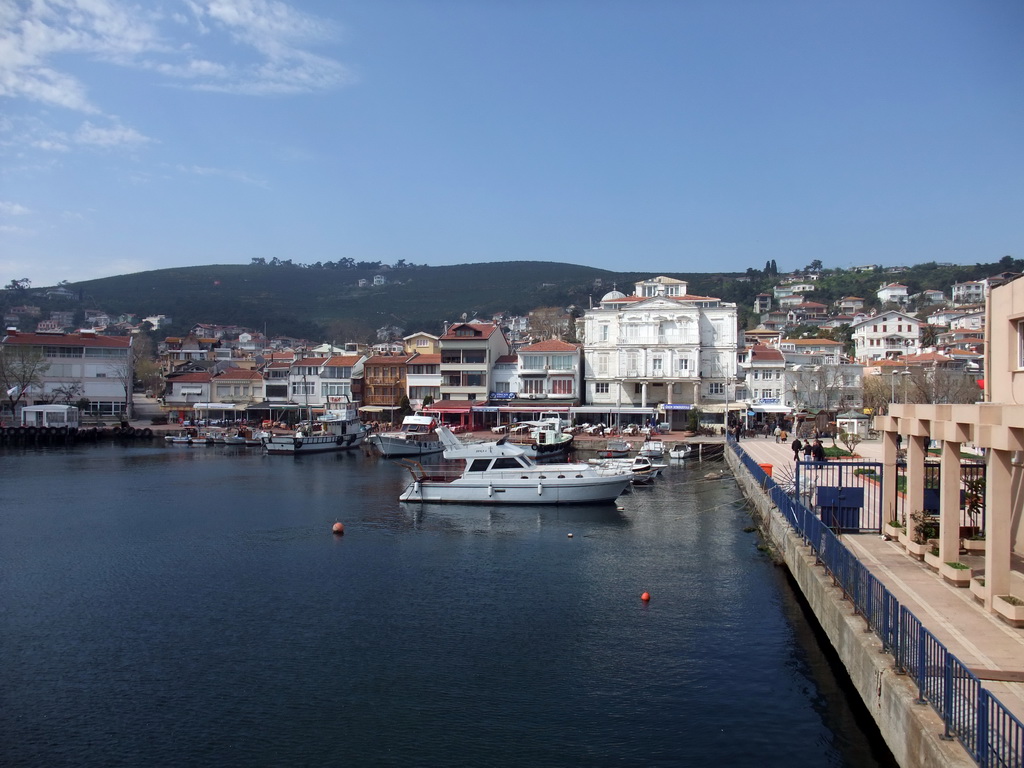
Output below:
[882,430,899,524]
[939,440,961,563]
[641,381,648,409]
[984,447,1013,612]
[906,434,927,529]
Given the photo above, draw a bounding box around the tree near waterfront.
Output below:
[0,344,50,414]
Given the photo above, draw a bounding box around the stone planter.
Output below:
[923,550,942,571]
[904,540,930,561]
[884,524,905,542]
[897,526,911,548]
[962,538,986,553]
[993,595,1024,628]
[940,562,972,587]
[970,577,986,603]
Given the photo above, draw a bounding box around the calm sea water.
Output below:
[1,443,895,767]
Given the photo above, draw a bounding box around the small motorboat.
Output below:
[596,439,632,459]
[668,443,692,460]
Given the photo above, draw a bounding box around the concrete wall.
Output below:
[726,449,972,768]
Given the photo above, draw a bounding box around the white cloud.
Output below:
[1,0,353,113]
[176,163,269,188]
[74,120,152,148]
[0,201,32,216]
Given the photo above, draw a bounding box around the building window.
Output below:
[708,382,724,395]
[595,382,609,394]
[599,324,609,342]
[551,378,573,395]
[522,378,543,394]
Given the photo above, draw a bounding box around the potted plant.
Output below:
[884,518,905,541]
[963,533,986,553]
[969,576,986,603]
[993,595,1024,627]
[940,561,972,587]
[904,510,933,560]
[924,545,942,571]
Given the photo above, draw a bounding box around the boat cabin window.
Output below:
[468,459,491,473]
[492,457,524,470]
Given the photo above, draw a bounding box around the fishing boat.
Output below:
[366,415,444,458]
[506,418,574,461]
[262,400,367,455]
[397,426,632,505]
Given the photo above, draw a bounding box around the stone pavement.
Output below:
[735,434,1024,723]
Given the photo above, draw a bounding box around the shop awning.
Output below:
[569,406,656,415]
[191,402,244,410]
[751,404,792,413]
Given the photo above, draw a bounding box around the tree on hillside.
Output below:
[528,306,572,341]
[0,344,50,414]
[5,278,30,292]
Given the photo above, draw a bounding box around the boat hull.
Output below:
[366,434,444,458]
[263,432,366,454]
[399,472,630,505]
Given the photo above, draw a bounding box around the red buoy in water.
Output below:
[332,522,345,535]
[641,592,651,602]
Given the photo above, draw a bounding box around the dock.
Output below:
[728,435,1024,768]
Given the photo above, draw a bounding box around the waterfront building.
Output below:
[851,310,921,362]
[162,371,212,413]
[211,367,263,410]
[361,354,409,422]
[578,276,740,430]
[1,329,133,420]
[514,339,581,404]
[404,352,440,412]
[434,323,511,427]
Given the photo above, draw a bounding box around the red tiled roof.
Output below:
[749,344,785,362]
[364,355,411,366]
[215,368,262,380]
[440,323,500,340]
[495,354,518,364]
[518,339,580,352]
[324,355,361,366]
[170,372,212,382]
[408,353,441,364]
[3,330,130,348]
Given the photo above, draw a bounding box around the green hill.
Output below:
[5,256,1019,341]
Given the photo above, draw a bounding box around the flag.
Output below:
[6,385,20,397]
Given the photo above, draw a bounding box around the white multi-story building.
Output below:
[1,329,133,419]
[514,340,581,402]
[952,280,986,306]
[851,311,921,362]
[578,276,740,428]
[438,322,511,403]
[877,283,909,305]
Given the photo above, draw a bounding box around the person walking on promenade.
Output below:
[774,425,782,443]
[791,437,803,462]
[811,439,826,462]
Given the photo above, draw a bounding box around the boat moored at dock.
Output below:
[366,414,444,458]
[397,426,632,505]
[262,399,367,455]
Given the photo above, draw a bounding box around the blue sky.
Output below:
[2,0,1022,287]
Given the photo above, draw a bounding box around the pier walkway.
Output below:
[736,434,1024,727]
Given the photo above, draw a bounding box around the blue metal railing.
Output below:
[730,439,1023,768]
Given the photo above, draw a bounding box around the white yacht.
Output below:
[397,426,632,505]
